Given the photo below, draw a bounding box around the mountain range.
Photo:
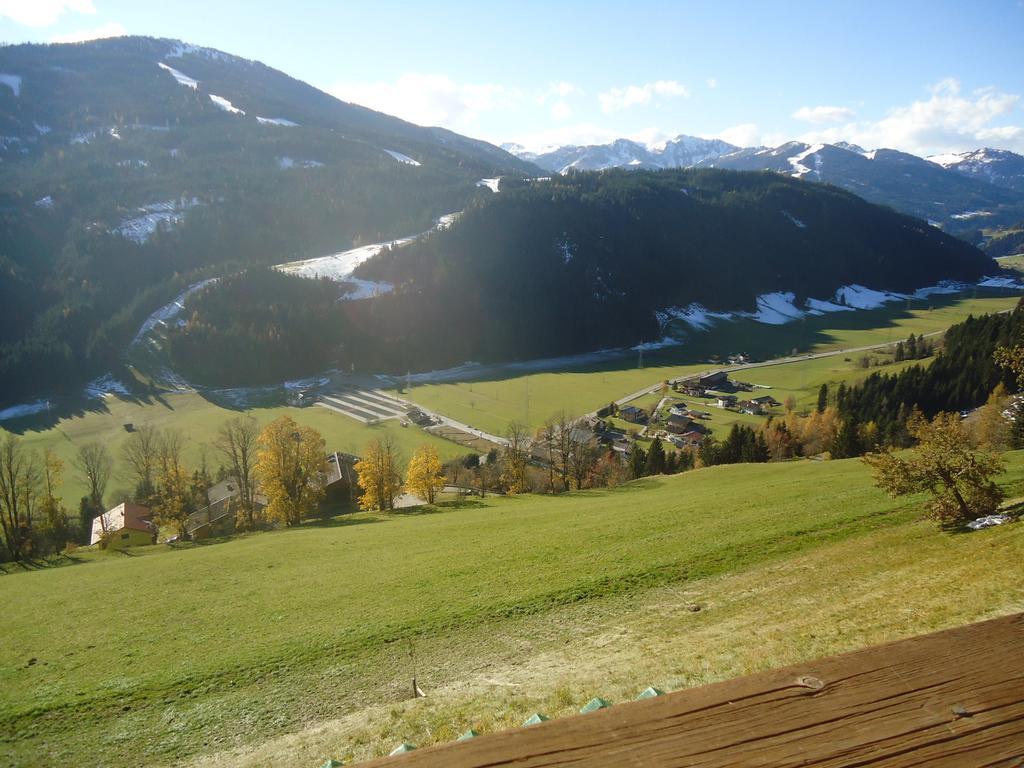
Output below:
[0,35,1015,404]
[507,138,1024,237]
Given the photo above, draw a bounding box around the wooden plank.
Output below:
[356,613,1024,767]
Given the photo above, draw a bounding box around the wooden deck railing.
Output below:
[356,613,1024,767]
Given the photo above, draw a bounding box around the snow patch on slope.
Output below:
[805,297,854,314]
[84,374,131,399]
[114,198,200,243]
[209,94,244,114]
[158,62,198,89]
[477,178,501,193]
[384,149,421,166]
[749,292,806,324]
[782,210,807,229]
[256,116,299,127]
[0,399,50,422]
[787,143,824,178]
[132,278,219,345]
[656,304,735,331]
[834,284,908,309]
[0,74,21,97]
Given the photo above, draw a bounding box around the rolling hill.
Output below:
[333,169,996,375]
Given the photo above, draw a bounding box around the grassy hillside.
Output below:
[3,454,1024,766]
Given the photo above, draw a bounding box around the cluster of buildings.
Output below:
[89,451,361,549]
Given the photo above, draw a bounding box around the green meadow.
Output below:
[404,293,1020,434]
[2,454,1023,766]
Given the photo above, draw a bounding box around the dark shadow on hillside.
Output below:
[367,289,1023,395]
[0,383,178,435]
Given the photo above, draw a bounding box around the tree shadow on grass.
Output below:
[302,514,386,529]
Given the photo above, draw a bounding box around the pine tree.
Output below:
[817,383,829,414]
[645,438,667,475]
[894,341,905,362]
[629,445,647,479]
[906,333,918,359]
[832,418,863,459]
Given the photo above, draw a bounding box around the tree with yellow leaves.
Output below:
[405,444,445,505]
[354,436,402,511]
[863,410,1004,529]
[254,416,326,526]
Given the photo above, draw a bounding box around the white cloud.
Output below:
[792,105,856,123]
[0,0,94,27]
[797,79,1024,155]
[329,73,523,130]
[507,124,671,155]
[712,123,761,148]
[50,21,125,43]
[536,81,577,122]
[706,77,718,89]
[598,80,689,113]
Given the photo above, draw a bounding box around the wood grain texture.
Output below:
[356,613,1024,767]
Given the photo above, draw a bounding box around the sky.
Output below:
[1,0,1023,155]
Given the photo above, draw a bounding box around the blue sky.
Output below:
[2,0,1023,154]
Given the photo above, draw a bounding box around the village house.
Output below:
[324,451,361,505]
[682,430,706,447]
[716,394,738,409]
[91,502,156,549]
[618,405,648,424]
[751,395,781,409]
[187,476,268,539]
[699,371,729,390]
[668,402,690,417]
[665,413,693,434]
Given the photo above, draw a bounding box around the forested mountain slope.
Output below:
[345,169,995,371]
[0,36,536,405]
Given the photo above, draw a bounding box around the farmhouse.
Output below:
[716,394,738,408]
[699,371,729,389]
[188,476,268,539]
[751,395,781,408]
[665,414,693,434]
[90,502,155,549]
[618,405,648,424]
[325,451,361,504]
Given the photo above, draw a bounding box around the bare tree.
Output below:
[121,425,160,503]
[0,434,42,561]
[75,442,113,516]
[156,428,184,476]
[569,433,599,490]
[500,421,531,494]
[214,416,261,529]
[543,412,574,492]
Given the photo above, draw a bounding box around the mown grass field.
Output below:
[3,453,1024,766]
[403,294,1020,435]
[4,394,463,508]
